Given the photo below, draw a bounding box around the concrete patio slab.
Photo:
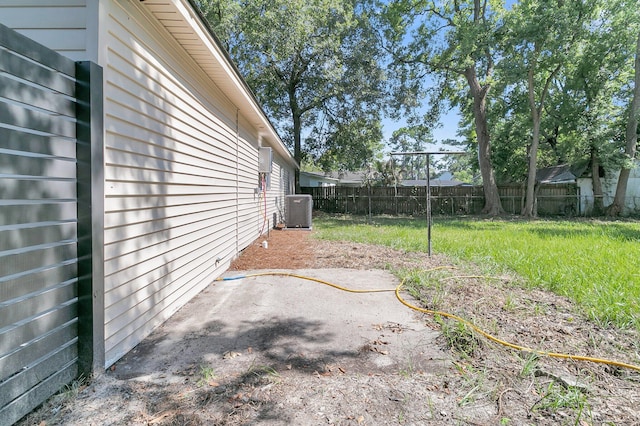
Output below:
[112,268,450,383]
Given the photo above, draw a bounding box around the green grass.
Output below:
[313,215,640,330]
[533,382,590,419]
[197,365,216,387]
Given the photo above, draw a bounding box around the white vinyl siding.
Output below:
[0,0,88,61]
[236,130,261,251]
[100,0,293,366]
[0,0,296,369]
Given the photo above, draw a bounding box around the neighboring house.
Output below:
[300,170,366,187]
[300,170,467,188]
[299,171,339,187]
[1,0,296,383]
[400,178,466,187]
[536,164,577,184]
[577,160,640,215]
[330,171,368,186]
[401,172,466,187]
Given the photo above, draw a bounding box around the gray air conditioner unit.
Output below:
[285,194,313,229]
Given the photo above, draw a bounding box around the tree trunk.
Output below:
[590,147,604,215]
[293,114,302,193]
[291,99,302,193]
[522,44,561,218]
[464,68,504,216]
[606,31,640,217]
[523,120,540,217]
[522,65,540,217]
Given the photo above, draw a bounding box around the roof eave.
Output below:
[140,0,297,169]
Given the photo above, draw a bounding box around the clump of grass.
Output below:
[519,353,539,378]
[502,292,517,312]
[454,363,490,407]
[435,315,482,358]
[56,376,88,403]
[246,363,281,384]
[399,269,448,310]
[197,365,216,387]
[433,219,640,330]
[532,382,591,421]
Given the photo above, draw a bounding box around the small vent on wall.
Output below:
[285,195,313,228]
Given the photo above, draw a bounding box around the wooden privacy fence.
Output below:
[301,183,579,216]
[0,23,103,425]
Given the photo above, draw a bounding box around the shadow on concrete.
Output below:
[112,315,366,423]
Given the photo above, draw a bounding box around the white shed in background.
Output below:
[577,160,640,215]
[0,0,296,369]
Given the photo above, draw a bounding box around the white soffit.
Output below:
[139,0,296,167]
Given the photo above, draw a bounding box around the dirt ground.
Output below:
[18,228,640,426]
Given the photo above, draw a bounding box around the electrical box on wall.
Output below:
[258,147,272,173]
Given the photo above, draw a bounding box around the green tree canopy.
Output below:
[499,0,599,216]
[198,0,388,189]
[379,0,507,215]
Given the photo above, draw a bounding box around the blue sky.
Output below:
[381,108,462,153]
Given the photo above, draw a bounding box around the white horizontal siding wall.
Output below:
[102,0,277,366]
[0,0,296,368]
[267,157,289,225]
[0,0,90,61]
[234,125,292,253]
[236,126,260,252]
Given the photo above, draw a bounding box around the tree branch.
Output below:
[538,61,563,116]
[427,5,455,27]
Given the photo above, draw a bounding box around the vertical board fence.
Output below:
[302,183,579,217]
[0,23,102,426]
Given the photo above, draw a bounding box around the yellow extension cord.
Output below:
[216,271,640,373]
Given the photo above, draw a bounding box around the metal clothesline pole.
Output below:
[390,151,466,257]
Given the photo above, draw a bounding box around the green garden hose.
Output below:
[215,271,640,373]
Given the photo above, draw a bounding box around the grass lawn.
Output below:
[313,215,640,331]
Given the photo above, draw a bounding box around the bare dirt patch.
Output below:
[18,228,640,426]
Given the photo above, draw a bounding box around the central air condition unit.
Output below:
[285,194,313,229]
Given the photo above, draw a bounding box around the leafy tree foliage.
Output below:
[372,158,404,187]
[198,0,387,190]
[484,0,639,216]
[500,0,598,216]
[379,0,506,215]
[603,0,640,216]
[306,116,384,172]
[199,0,640,216]
[388,125,433,180]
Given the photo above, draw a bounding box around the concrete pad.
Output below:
[113,269,450,382]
